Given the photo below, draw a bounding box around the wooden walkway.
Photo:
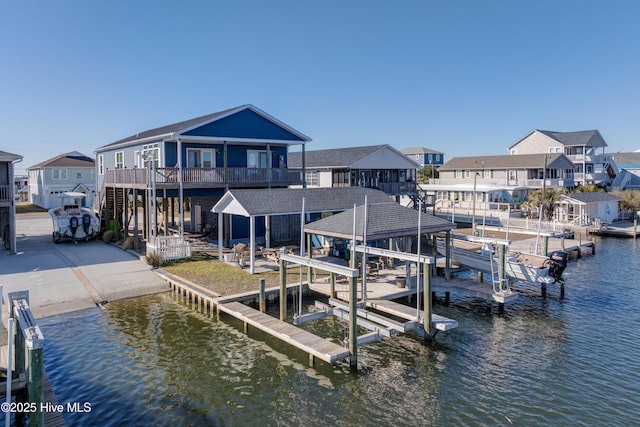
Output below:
[365,299,458,331]
[218,302,350,364]
[43,371,66,427]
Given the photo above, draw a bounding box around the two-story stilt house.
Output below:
[287,144,421,204]
[1,150,23,254]
[94,105,310,254]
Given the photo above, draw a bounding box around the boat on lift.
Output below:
[438,236,568,284]
[49,192,100,243]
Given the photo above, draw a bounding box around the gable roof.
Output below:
[28,151,94,169]
[212,187,395,217]
[610,152,640,166]
[0,150,22,162]
[439,153,574,171]
[401,147,444,155]
[560,192,621,204]
[288,144,421,169]
[509,129,607,150]
[97,104,310,151]
[304,202,455,240]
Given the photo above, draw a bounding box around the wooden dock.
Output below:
[218,302,350,364]
[364,299,458,331]
[43,372,66,427]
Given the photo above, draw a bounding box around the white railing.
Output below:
[147,236,192,261]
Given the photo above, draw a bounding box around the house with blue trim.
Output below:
[1,149,23,254]
[94,104,310,247]
[400,147,445,168]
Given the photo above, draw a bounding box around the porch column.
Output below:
[250,215,256,274]
[265,215,271,249]
[9,160,17,254]
[217,211,224,261]
[445,230,451,280]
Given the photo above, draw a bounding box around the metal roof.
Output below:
[438,153,573,171]
[304,202,456,240]
[212,187,395,217]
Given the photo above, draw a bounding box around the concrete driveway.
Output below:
[0,213,169,319]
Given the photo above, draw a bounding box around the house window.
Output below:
[548,147,561,153]
[187,149,215,168]
[247,150,268,168]
[464,170,471,178]
[306,171,319,186]
[76,172,83,179]
[52,169,67,180]
[483,170,493,178]
[115,151,124,169]
[508,170,516,181]
[142,144,160,168]
[98,155,104,175]
[455,170,462,179]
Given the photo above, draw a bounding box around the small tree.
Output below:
[573,183,605,193]
[525,188,565,221]
[612,189,640,218]
[417,166,439,184]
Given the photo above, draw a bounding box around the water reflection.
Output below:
[39,237,640,426]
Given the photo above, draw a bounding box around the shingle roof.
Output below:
[97,104,310,150]
[400,147,444,155]
[28,151,94,169]
[212,187,395,216]
[439,153,573,171]
[288,145,387,168]
[537,130,606,147]
[610,152,640,166]
[562,192,621,204]
[304,202,455,240]
[0,150,22,161]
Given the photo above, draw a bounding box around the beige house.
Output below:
[429,153,575,205]
[508,130,617,187]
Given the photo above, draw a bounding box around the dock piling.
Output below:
[259,278,266,313]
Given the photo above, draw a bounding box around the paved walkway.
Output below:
[0,214,168,319]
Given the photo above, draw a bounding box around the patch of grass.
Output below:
[16,204,47,214]
[163,258,294,296]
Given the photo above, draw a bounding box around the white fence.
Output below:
[147,236,192,261]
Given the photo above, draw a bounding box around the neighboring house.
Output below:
[94,104,310,243]
[27,151,96,209]
[427,153,575,205]
[400,147,444,168]
[288,145,421,202]
[1,150,23,254]
[554,192,621,226]
[609,152,640,190]
[508,130,617,187]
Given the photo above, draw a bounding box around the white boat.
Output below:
[49,192,100,243]
[437,238,567,284]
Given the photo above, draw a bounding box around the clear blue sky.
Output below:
[2,0,639,175]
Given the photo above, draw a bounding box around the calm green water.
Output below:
[40,237,640,426]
